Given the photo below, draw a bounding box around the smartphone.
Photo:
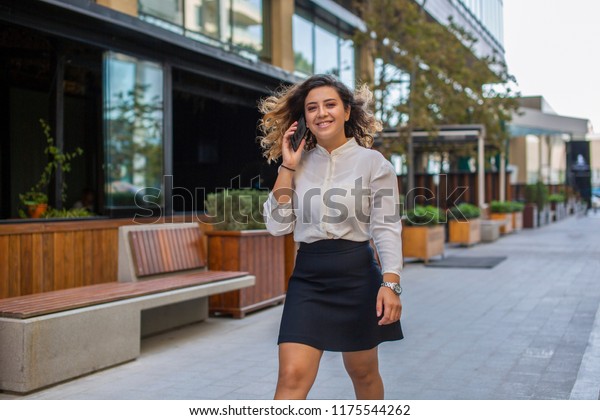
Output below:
[291,115,308,152]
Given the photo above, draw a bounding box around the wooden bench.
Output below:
[0,223,254,394]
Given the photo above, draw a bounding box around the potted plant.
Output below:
[531,182,550,226]
[489,200,514,234]
[204,189,286,318]
[18,191,49,218]
[18,119,84,219]
[509,201,524,231]
[402,205,446,262]
[524,182,549,228]
[448,203,481,246]
[548,193,566,221]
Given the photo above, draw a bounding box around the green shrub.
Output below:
[525,182,549,208]
[548,193,565,203]
[404,205,446,226]
[509,201,525,212]
[449,203,481,221]
[43,208,94,218]
[490,200,512,213]
[205,189,269,231]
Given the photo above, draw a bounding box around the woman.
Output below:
[259,74,403,400]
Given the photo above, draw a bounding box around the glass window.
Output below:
[139,0,183,26]
[339,38,355,88]
[103,52,164,209]
[231,0,263,54]
[184,0,222,40]
[293,14,313,76]
[141,0,264,57]
[315,25,338,76]
[293,12,356,87]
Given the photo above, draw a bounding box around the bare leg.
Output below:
[274,343,323,400]
[342,347,384,399]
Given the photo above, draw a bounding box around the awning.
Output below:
[509,107,591,138]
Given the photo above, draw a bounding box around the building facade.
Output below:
[508,96,592,201]
[0,0,505,220]
[422,0,504,60]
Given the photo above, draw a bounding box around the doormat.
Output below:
[425,256,507,269]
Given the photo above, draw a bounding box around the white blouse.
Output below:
[263,138,403,276]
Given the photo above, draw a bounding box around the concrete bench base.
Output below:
[480,220,502,242]
[0,276,253,394]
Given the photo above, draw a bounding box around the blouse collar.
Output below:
[315,138,358,156]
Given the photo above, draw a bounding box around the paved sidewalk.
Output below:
[1,213,600,400]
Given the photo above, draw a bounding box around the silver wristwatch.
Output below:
[381,282,402,295]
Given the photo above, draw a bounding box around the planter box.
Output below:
[538,206,551,226]
[402,225,445,263]
[448,218,481,246]
[489,213,513,234]
[207,230,285,318]
[551,202,566,221]
[523,204,538,228]
[512,211,523,232]
[567,200,576,215]
[480,220,501,242]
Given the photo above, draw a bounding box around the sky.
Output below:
[503,0,600,133]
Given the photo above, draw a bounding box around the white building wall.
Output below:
[422,0,504,60]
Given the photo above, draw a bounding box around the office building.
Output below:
[0,0,506,219]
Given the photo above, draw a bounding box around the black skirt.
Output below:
[278,239,403,352]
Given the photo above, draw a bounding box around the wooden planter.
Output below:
[448,218,481,246]
[0,216,204,298]
[538,206,551,226]
[512,211,523,231]
[523,204,538,228]
[402,225,445,263]
[550,202,566,221]
[489,213,513,234]
[207,230,285,318]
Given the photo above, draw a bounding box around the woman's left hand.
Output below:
[376,287,402,326]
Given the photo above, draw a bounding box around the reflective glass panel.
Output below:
[293,14,313,75]
[339,37,355,88]
[231,0,263,54]
[104,52,164,208]
[139,0,183,25]
[184,0,222,40]
[314,25,338,76]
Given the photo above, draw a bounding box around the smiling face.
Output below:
[304,86,350,149]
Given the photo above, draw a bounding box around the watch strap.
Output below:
[381,281,402,295]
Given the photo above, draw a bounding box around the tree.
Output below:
[354,0,520,160]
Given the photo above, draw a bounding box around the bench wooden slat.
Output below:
[144,230,159,275]
[159,230,173,272]
[168,229,184,271]
[128,227,206,278]
[0,270,249,319]
[180,227,203,270]
[178,228,192,270]
[129,231,147,277]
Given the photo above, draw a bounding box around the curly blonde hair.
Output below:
[257,74,382,163]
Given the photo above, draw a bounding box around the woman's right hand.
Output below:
[281,121,306,169]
